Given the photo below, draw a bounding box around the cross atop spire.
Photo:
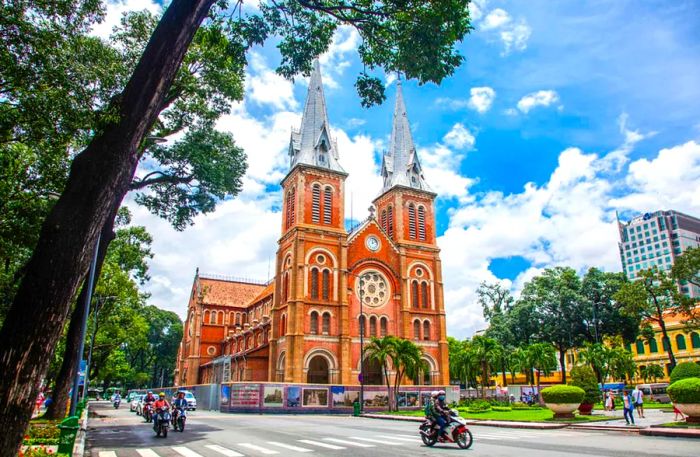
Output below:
[380,82,430,193]
[288,60,344,173]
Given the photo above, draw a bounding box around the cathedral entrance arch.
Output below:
[363,357,383,385]
[307,355,330,384]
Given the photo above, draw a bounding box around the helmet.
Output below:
[177,391,185,397]
[148,391,153,394]
[431,390,439,397]
[158,392,165,397]
[438,390,446,396]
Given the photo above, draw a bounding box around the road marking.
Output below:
[323,438,374,448]
[99,452,117,457]
[266,442,313,453]
[395,434,421,439]
[375,435,420,442]
[172,447,205,457]
[298,440,345,450]
[477,434,519,440]
[350,436,404,445]
[136,450,161,457]
[204,445,245,457]
[238,443,279,455]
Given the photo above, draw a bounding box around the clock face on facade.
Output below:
[356,270,389,307]
[365,235,380,252]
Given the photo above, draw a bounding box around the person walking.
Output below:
[622,389,635,425]
[673,403,686,422]
[633,385,644,419]
[604,390,613,411]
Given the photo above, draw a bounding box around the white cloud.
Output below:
[91,0,161,39]
[481,8,511,31]
[246,53,298,110]
[601,113,657,171]
[435,97,470,110]
[469,0,488,21]
[476,6,532,55]
[500,20,532,54]
[468,86,496,113]
[443,123,476,150]
[516,90,561,113]
[320,26,360,89]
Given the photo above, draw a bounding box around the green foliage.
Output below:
[670,362,700,384]
[19,448,68,457]
[667,378,700,404]
[671,247,700,294]
[491,406,512,412]
[569,365,600,404]
[26,424,59,440]
[639,364,665,382]
[581,268,639,342]
[541,385,585,404]
[511,403,543,410]
[466,400,491,413]
[22,438,59,446]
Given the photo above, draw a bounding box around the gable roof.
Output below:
[197,277,266,308]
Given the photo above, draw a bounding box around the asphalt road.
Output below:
[87,402,697,457]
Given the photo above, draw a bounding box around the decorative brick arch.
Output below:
[303,348,338,371]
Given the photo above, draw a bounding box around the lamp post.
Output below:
[82,295,116,401]
[359,273,365,414]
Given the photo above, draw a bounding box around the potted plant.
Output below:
[541,385,585,419]
[569,365,600,415]
[669,362,700,384]
[667,377,700,423]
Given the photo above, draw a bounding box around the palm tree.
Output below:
[609,348,636,382]
[471,336,501,398]
[391,338,427,409]
[455,342,479,389]
[510,347,533,385]
[364,336,397,410]
[577,343,613,385]
[527,342,557,402]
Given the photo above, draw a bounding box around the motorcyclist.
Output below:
[111,392,121,403]
[143,390,156,419]
[434,390,450,440]
[172,391,188,426]
[153,392,170,431]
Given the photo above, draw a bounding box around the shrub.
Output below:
[667,378,700,404]
[569,365,600,404]
[511,402,543,410]
[669,362,700,384]
[467,400,492,413]
[541,385,585,404]
[27,424,60,440]
[491,406,512,412]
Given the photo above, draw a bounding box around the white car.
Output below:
[178,391,197,410]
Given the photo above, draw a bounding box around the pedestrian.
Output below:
[609,390,616,411]
[673,404,686,422]
[622,389,635,425]
[633,385,644,419]
[604,390,613,411]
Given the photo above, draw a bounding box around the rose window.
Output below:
[356,270,389,307]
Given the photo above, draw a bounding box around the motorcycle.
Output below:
[171,407,186,432]
[143,403,154,423]
[153,406,171,438]
[113,399,121,409]
[419,410,473,449]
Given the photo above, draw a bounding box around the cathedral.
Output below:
[175,62,449,389]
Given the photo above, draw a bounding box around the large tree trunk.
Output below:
[45,220,117,419]
[0,2,216,454]
[558,348,567,383]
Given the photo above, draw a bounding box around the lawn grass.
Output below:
[594,401,672,410]
[374,409,619,422]
[657,421,700,429]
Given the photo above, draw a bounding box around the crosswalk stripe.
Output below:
[478,435,518,440]
[238,443,279,455]
[204,445,245,457]
[350,437,404,445]
[323,438,374,448]
[136,449,160,457]
[266,442,313,453]
[173,447,205,457]
[395,434,420,439]
[375,435,420,442]
[298,440,345,450]
[99,452,117,457]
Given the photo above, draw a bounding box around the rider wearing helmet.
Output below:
[153,392,170,430]
[144,390,156,405]
[434,390,450,439]
[173,391,188,413]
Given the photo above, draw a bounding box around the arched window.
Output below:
[676,334,687,351]
[380,317,388,337]
[691,332,700,349]
[387,206,394,239]
[217,311,223,325]
[423,321,431,340]
[411,280,419,308]
[421,282,429,308]
[370,316,377,337]
[310,311,319,335]
[310,268,319,299]
[281,314,287,336]
[635,339,645,355]
[359,315,366,337]
[286,187,296,229]
[408,203,417,239]
[203,310,210,323]
[210,312,217,325]
[312,184,321,223]
[417,205,426,241]
[323,187,332,224]
[413,320,421,340]
[322,269,330,300]
[649,338,658,353]
[381,209,387,233]
[229,312,235,324]
[322,312,331,335]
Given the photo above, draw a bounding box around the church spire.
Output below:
[380,82,430,193]
[288,60,344,173]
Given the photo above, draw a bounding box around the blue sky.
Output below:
[103,0,700,338]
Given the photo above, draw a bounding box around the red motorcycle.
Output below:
[143,403,154,423]
[419,411,473,449]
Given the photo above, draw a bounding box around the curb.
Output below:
[640,427,700,439]
[73,402,90,457]
[360,414,568,429]
[568,424,640,433]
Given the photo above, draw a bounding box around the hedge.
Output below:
[541,385,585,404]
[569,365,600,404]
[667,377,700,404]
[669,362,700,384]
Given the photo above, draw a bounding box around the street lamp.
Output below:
[359,274,366,414]
[82,295,116,401]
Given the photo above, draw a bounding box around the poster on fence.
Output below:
[332,386,358,407]
[230,384,260,407]
[263,385,284,407]
[220,385,230,406]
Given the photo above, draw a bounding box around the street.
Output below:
[87,403,698,457]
